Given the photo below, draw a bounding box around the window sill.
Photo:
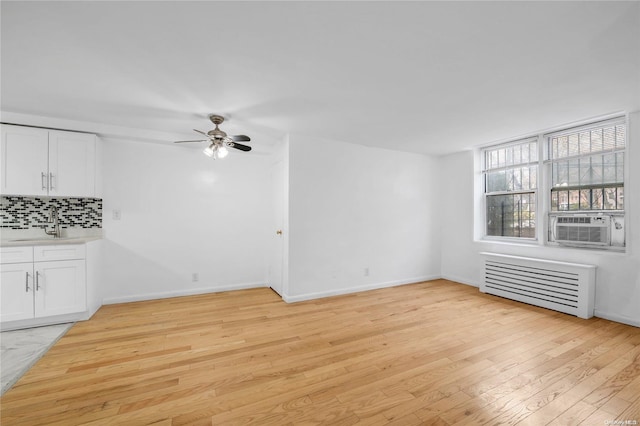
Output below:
[476,237,539,248]
[475,237,627,255]
[545,243,627,255]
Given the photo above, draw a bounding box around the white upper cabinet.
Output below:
[48,130,96,197]
[1,124,97,197]
[0,125,49,196]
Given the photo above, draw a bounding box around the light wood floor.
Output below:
[1,279,639,425]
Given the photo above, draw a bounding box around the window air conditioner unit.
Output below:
[552,215,610,246]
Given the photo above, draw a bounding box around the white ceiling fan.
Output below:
[174,114,251,159]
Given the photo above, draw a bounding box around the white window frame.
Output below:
[479,115,628,251]
[543,117,627,250]
[481,137,539,242]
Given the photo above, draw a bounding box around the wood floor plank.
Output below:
[1,280,639,425]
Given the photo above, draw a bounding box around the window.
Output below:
[546,119,626,212]
[480,116,627,249]
[482,137,538,238]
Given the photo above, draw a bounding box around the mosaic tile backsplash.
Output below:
[0,197,102,230]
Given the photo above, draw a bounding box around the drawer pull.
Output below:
[36,271,41,291]
[41,172,48,191]
[25,272,31,292]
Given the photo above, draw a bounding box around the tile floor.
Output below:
[1,323,73,395]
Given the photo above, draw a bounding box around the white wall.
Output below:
[101,139,273,303]
[286,135,441,301]
[440,111,640,327]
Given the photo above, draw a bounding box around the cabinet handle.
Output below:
[35,271,41,291]
[26,272,31,292]
[41,172,48,190]
[49,172,55,190]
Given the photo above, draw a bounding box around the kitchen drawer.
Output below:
[34,244,86,262]
[1,246,34,264]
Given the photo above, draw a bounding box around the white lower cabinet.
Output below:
[34,259,86,318]
[0,245,87,325]
[0,262,35,322]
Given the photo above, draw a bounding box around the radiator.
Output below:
[480,252,596,319]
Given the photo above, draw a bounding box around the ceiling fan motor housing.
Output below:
[207,115,227,138]
[209,114,225,125]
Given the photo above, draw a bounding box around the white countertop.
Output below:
[1,236,102,247]
[0,229,103,247]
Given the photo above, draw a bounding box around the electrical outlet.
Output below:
[364,267,370,276]
[192,273,199,282]
[112,209,121,220]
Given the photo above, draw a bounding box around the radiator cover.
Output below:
[480,252,596,319]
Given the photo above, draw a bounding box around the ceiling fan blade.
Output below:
[230,142,252,152]
[193,129,209,137]
[230,135,251,142]
[174,139,207,143]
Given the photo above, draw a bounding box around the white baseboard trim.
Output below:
[102,282,268,305]
[0,313,85,332]
[440,274,479,288]
[594,310,640,328]
[281,275,440,303]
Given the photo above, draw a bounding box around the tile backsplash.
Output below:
[0,196,102,230]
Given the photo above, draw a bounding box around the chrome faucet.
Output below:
[45,206,61,238]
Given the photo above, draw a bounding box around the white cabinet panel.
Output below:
[34,244,86,262]
[34,260,86,317]
[48,130,96,197]
[0,125,49,196]
[0,124,97,197]
[0,246,34,264]
[0,263,35,322]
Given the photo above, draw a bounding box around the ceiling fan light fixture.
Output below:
[203,144,215,157]
[217,145,229,158]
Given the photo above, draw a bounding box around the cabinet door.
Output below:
[34,260,86,317]
[48,130,96,197]
[0,263,35,322]
[0,124,49,196]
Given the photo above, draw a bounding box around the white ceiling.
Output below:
[2,1,639,156]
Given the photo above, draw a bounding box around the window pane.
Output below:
[603,127,615,151]
[530,142,538,162]
[579,189,591,210]
[591,128,603,153]
[568,133,579,156]
[551,191,559,211]
[617,186,624,210]
[513,144,521,165]
[592,188,603,209]
[568,159,580,186]
[554,162,568,187]
[568,189,579,210]
[616,152,624,182]
[615,125,626,148]
[506,168,515,191]
[529,166,537,190]
[486,193,536,238]
[483,138,538,239]
[603,153,616,183]
[579,131,591,155]
[549,122,623,159]
[558,191,569,211]
[486,170,507,192]
[558,136,568,158]
[604,187,617,210]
